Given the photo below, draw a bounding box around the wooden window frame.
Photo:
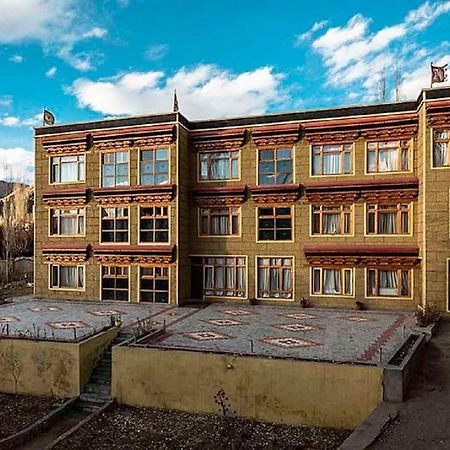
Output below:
[366,268,412,298]
[198,150,239,181]
[49,264,85,291]
[101,151,129,187]
[101,265,129,301]
[258,147,293,185]
[50,155,85,184]
[366,140,410,173]
[311,144,352,176]
[139,206,169,243]
[256,257,293,300]
[432,130,450,168]
[49,208,85,236]
[139,148,170,186]
[139,266,170,303]
[198,206,240,237]
[100,207,129,243]
[311,267,353,297]
[366,203,411,235]
[257,206,293,241]
[311,204,352,236]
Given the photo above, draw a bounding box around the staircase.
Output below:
[77,330,134,411]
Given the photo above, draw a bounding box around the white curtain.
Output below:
[60,266,77,288]
[258,266,270,298]
[236,267,245,295]
[323,152,341,174]
[282,267,292,298]
[60,161,78,182]
[401,271,409,296]
[211,216,229,235]
[434,142,448,166]
[225,266,234,296]
[323,213,340,234]
[200,155,208,179]
[379,212,397,234]
[324,269,341,294]
[61,216,77,235]
[378,149,398,172]
[205,266,214,290]
[379,270,398,296]
[211,154,229,179]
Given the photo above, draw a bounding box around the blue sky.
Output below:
[1,0,450,181]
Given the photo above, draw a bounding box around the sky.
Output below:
[1,0,450,182]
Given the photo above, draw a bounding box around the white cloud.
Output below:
[0,96,12,108]
[295,20,328,44]
[144,44,169,61]
[0,0,107,71]
[69,65,286,119]
[0,147,34,182]
[0,116,20,126]
[9,54,24,63]
[0,113,41,127]
[305,1,450,101]
[117,0,129,7]
[45,66,57,78]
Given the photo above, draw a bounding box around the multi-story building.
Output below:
[34,86,450,312]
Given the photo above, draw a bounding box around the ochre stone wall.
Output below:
[112,346,383,429]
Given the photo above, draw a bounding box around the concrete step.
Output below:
[90,374,111,385]
[84,383,111,395]
[79,393,111,405]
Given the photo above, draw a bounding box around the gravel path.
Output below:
[371,318,450,449]
[54,405,351,449]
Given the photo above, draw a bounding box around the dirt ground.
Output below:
[371,317,450,449]
[54,405,351,450]
[0,393,60,439]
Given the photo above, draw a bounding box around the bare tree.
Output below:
[375,67,388,103]
[1,343,24,393]
[393,59,402,102]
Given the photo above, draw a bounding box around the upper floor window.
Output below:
[367,141,409,173]
[258,148,293,185]
[50,264,84,290]
[140,148,169,185]
[257,257,293,299]
[258,206,292,241]
[366,203,410,235]
[312,267,353,296]
[199,206,239,236]
[50,208,85,236]
[101,151,129,187]
[312,144,352,176]
[101,207,129,243]
[199,151,239,181]
[367,268,411,298]
[433,130,450,167]
[50,155,85,184]
[139,206,169,243]
[312,205,352,235]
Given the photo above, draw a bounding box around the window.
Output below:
[199,151,239,181]
[312,144,352,175]
[140,148,169,185]
[50,265,84,290]
[433,130,450,167]
[367,141,409,173]
[258,206,292,241]
[258,148,293,185]
[367,268,411,297]
[312,205,352,235]
[50,208,85,236]
[50,155,85,183]
[257,257,293,299]
[140,266,169,303]
[200,256,246,298]
[101,151,129,187]
[199,207,239,236]
[312,268,353,296]
[139,206,169,243]
[366,203,410,235]
[101,207,129,243]
[101,266,129,301]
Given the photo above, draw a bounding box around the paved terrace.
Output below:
[150,304,416,365]
[0,296,195,342]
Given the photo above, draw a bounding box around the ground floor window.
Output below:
[366,268,411,297]
[257,257,293,299]
[311,267,353,296]
[139,266,169,303]
[191,256,246,298]
[50,265,84,290]
[101,265,129,301]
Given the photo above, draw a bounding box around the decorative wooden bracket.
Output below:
[191,186,246,206]
[190,128,246,151]
[93,244,175,265]
[248,184,300,205]
[42,189,88,208]
[250,124,301,148]
[92,185,176,206]
[43,243,89,263]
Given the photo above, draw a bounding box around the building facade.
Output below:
[34,87,450,312]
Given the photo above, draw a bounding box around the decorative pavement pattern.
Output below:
[0,296,199,342]
[153,304,416,365]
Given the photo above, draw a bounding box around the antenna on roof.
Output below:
[173,89,179,113]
